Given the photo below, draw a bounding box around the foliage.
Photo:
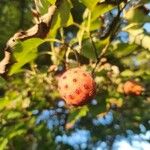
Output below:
[0,0,150,149]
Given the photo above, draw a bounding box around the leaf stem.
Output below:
[89,34,99,60]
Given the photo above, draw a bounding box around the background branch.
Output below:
[0,0,63,75]
[92,1,128,75]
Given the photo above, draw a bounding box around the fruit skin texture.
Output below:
[58,68,96,106]
[123,81,143,96]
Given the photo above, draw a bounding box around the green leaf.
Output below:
[36,0,51,14]
[80,0,99,10]
[124,7,150,23]
[89,95,107,117]
[91,4,114,21]
[0,97,10,110]
[0,138,8,150]
[90,19,102,31]
[6,111,22,119]
[121,69,134,77]
[8,129,26,139]
[9,38,44,75]
[0,91,23,110]
[49,0,73,38]
[81,39,108,60]
[0,77,6,87]
[112,41,138,58]
[47,0,56,5]
[67,106,89,125]
[81,40,100,60]
[125,28,150,50]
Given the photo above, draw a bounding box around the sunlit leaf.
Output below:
[47,0,56,5]
[111,41,138,58]
[6,111,22,119]
[0,98,10,110]
[9,38,44,75]
[48,0,73,38]
[106,98,123,109]
[121,69,134,77]
[124,6,150,23]
[0,138,8,150]
[125,28,150,50]
[80,0,99,10]
[91,4,114,21]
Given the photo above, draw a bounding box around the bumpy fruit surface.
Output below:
[123,81,143,96]
[58,68,96,106]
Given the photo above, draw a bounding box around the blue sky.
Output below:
[36,108,150,150]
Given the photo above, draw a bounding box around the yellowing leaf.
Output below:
[47,0,56,4]
[106,98,123,109]
[80,0,99,10]
[22,98,30,108]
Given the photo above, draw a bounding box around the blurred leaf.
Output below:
[124,7,150,23]
[106,98,123,109]
[35,0,50,14]
[139,0,150,4]
[47,0,56,5]
[0,138,8,150]
[49,0,73,38]
[21,98,30,109]
[67,106,89,125]
[76,2,114,44]
[125,28,150,50]
[112,41,138,58]
[0,77,6,87]
[0,98,10,110]
[6,111,22,120]
[121,69,134,77]
[91,4,114,21]
[89,19,101,31]
[89,96,107,117]
[80,0,99,10]
[81,39,108,60]
[8,129,26,139]
[9,38,44,75]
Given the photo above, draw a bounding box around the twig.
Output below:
[91,1,128,76]
[92,41,110,75]
[0,0,62,75]
[89,34,98,60]
[66,43,80,66]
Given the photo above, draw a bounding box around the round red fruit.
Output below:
[123,81,143,96]
[58,68,96,106]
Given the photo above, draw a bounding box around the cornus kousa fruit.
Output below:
[58,68,96,106]
[123,81,144,96]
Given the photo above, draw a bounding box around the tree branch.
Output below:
[92,1,128,75]
[0,0,63,75]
